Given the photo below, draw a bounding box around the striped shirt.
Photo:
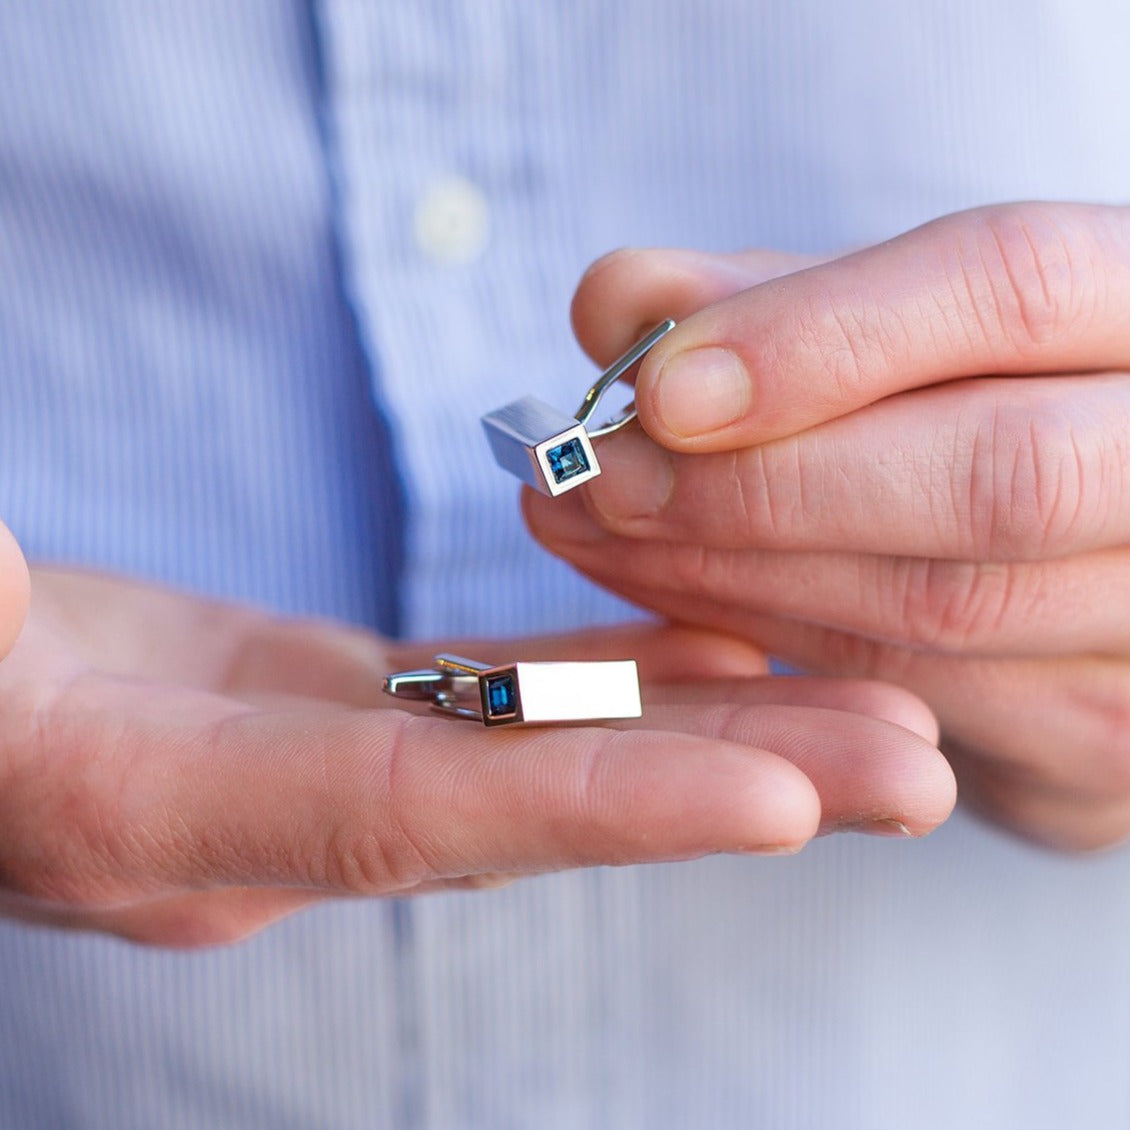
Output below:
[2,3,1130,1126]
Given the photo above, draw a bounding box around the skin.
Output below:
[0,520,29,660]
[526,201,1130,852]
[0,567,952,948]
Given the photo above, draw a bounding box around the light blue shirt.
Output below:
[3,3,1130,1126]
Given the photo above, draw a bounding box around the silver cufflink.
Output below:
[481,319,675,496]
[383,653,642,727]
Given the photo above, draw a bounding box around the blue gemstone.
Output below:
[485,674,517,717]
[546,437,590,484]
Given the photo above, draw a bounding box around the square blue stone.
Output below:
[546,437,590,484]
[485,674,517,718]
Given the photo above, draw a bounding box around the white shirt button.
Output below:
[412,176,490,265]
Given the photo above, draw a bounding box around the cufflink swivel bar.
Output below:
[572,318,676,439]
[383,654,642,727]
[481,319,675,496]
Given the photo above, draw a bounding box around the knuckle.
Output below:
[962,204,1101,358]
[319,823,428,894]
[891,559,1019,653]
[315,716,438,894]
[965,395,1110,559]
[734,442,809,546]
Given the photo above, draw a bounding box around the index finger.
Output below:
[631,202,1130,450]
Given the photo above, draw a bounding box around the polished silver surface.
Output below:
[383,654,642,727]
[481,319,675,495]
[575,318,675,438]
[382,654,485,720]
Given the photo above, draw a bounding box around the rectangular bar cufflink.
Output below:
[383,654,642,727]
[474,658,641,726]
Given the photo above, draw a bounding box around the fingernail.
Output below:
[585,429,675,523]
[653,347,751,437]
[821,818,916,838]
[861,819,914,838]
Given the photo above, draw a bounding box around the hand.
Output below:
[0,568,951,947]
[527,202,1130,850]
